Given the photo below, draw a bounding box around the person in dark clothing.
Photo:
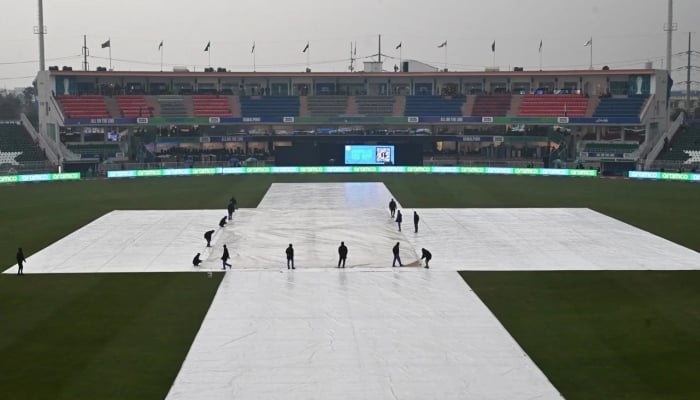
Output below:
[16,247,26,275]
[221,245,232,269]
[395,210,403,232]
[392,242,403,267]
[193,253,203,266]
[227,199,236,220]
[204,230,215,247]
[413,211,420,233]
[389,198,397,218]
[337,241,348,268]
[421,248,432,268]
[219,216,227,228]
[286,244,295,269]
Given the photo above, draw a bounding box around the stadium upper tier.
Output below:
[0,123,47,163]
[54,94,651,120]
[41,68,664,124]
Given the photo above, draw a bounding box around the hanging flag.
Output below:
[302,42,309,53]
[101,39,111,48]
[539,40,542,53]
[584,38,592,47]
[396,42,402,50]
[251,42,256,54]
[437,41,447,48]
[353,42,357,56]
[491,41,496,52]
[158,40,163,50]
[204,41,211,52]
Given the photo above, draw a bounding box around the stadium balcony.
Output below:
[656,124,700,164]
[471,95,512,117]
[518,94,587,117]
[0,123,47,164]
[404,96,465,116]
[58,95,110,119]
[582,142,639,154]
[66,143,122,159]
[593,96,648,118]
[307,96,348,116]
[116,95,151,118]
[355,96,396,116]
[192,95,232,117]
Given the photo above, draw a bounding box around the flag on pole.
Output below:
[158,40,163,50]
[354,42,357,56]
[396,42,402,50]
[251,42,255,54]
[437,41,447,48]
[491,41,496,52]
[584,38,592,47]
[101,39,111,48]
[539,40,542,53]
[204,41,211,51]
[302,42,309,52]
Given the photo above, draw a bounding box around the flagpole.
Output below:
[589,38,593,70]
[253,42,256,72]
[160,42,163,72]
[108,38,112,70]
[539,42,543,71]
[444,44,447,71]
[209,44,212,68]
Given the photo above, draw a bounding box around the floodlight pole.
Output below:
[36,0,46,71]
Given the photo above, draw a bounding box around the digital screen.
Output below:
[107,131,119,141]
[344,145,395,165]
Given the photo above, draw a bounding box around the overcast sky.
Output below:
[1,0,697,89]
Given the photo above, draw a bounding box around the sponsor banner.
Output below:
[283,117,295,123]
[323,166,353,173]
[352,166,379,173]
[51,172,81,180]
[407,117,419,123]
[540,168,569,176]
[569,169,598,177]
[485,167,514,175]
[431,166,460,174]
[209,117,221,124]
[137,117,149,124]
[406,166,431,173]
[299,166,324,173]
[568,117,641,125]
[107,170,137,178]
[557,117,570,124]
[136,169,163,177]
[191,167,219,175]
[0,175,20,184]
[660,172,691,181]
[628,171,661,180]
[461,166,486,174]
[514,168,540,175]
[245,167,272,174]
[163,168,192,176]
[18,174,52,182]
[222,167,245,175]
[378,166,408,173]
[271,166,300,174]
[482,116,494,123]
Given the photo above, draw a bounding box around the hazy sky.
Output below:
[0,0,697,89]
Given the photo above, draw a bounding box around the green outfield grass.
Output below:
[461,271,700,400]
[1,174,699,399]
[0,272,223,400]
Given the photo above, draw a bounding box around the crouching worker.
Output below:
[193,253,203,267]
[421,248,432,268]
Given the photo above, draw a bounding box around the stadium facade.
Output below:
[27,67,675,173]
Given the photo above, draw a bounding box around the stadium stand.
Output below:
[66,143,122,159]
[518,94,587,117]
[307,96,348,116]
[157,96,189,118]
[116,95,151,118]
[355,96,396,116]
[192,95,232,117]
[593,96,648,118]
[471,95,512,117]
[656,124,700,163]
[0,123,46,163]
[59,95,109,119]
[404,96,465,117]
[239,96,300,118]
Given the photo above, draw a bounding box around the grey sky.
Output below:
[0,0,697,89]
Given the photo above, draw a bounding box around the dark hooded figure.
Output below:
[204,230,215,247]
[227,199,236,220]
[286,244,295,269]
[421,248,432,268]
[221,245,232,269]
[219,216,227,228]
[395,210,403,232]
[193,253,203,266]
[413,211,420,233]
[392,242,403,267]
[338,241,348,268]
[389,198,397,218]
[16,247,26,275]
